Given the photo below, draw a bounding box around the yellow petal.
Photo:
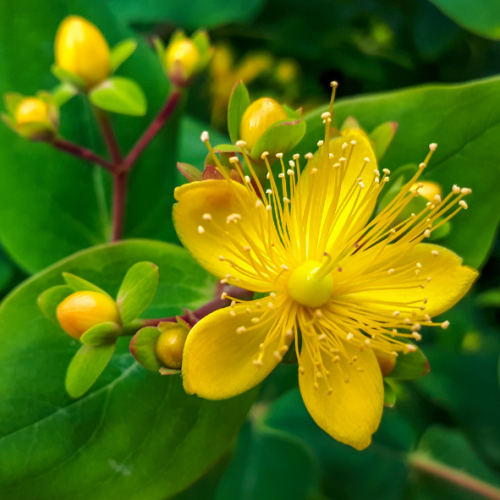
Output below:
[299,340,383,450]
[295,130,379,256]
[182,300,293,399]
[344,243,478,318]
[173,180,276,292]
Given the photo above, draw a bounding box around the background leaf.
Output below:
[0,240,256,500]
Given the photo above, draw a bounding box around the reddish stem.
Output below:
[93,107,123,164]
[111,171,128,242]
[123,89,182,170]
[51,138,114,172]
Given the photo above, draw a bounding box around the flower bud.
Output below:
[15,98,51,127]
[56,291,120,340]
[55,16,110,89]
[373,348,396,377]
[155,322,190,369]
[411,181,442,202]
[166,39,200,83]
[240,97,288,151]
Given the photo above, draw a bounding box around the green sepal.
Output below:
[3,92,24,115]
[228,81,250,143]
[177,162,202,182]
[38,284,74,323]
[369,121,398,160]
[383,380,397,407]
[340,115,361,132]
[89,76,147,116]
[14,121,55,141]
[159,367,181,376]
[387,342,430,381]
[191,29,213,69]
[429,220,451,240]
[213,144,243,153]
[51,64,85,89]
[51,83,78,107]
[65,343,116,398]
[152,36,165,61]
[129,326,162,371]
[117,261,159,325]
[80,321,122,346]
[282,104,302,119]
[62,272,111,297]
[476,289,500,308]
[110,38,138,73]
[251,118,307,160]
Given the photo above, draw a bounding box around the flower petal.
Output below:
[295,129,379,256]
[173,180,278,292]
[342,243,478,318]
[182,299,294,399]
[299,340,383,450]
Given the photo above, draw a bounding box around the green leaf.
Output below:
[428,0,500,40]
[89,76,147,116]
[0,240,256,499]
[117,261,159,324]
[129,326,162,371]
[37,284,73,323]
[476,289,500,308]
[63,271,111,296]
[80,321,122,346]
[215,420,321,500]
[228,81,250,144]
[384,381,397,408]
[66,342,116,398]
[409,426,500,498]
[369,121,398,160]
[300,76,500,268]
[51,64,85,88]
[51,82,78,107]
[0,0,181,272]
[110,38,137,73]
[388,345,430,381]
[251,119,306,160]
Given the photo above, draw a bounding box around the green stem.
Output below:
[410,454,500,500]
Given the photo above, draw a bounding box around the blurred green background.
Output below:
[1,0,500,499]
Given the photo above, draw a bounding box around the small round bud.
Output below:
[240,97,288,151]
[411,181,442,203]
[166,39,200,86]
[56,291,120,339]
[155,324,189,369]
[15,98,51,127]
[55,16,110,89]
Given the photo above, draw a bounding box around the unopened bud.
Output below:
[411,181,442,203]
[56,291,120,339]
[240,97,288,151]
[166,39,200,84]
[55,16,110,88]
[155,322,190,369]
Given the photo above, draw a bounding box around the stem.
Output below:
[143,286,254,327]
[123,89,182,170]
[111,171,128,242]
[92,106,123,164]
[51,138,114,172]
[410,454,500,500]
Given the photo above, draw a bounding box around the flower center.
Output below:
[287,260,334,308]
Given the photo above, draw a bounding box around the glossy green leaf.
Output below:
[106,0,265,30]
[116,261,159,324]
[66,342,116,398]
[228,81,250,144]
[251,119,306,160]
[215,420,321,500]
[0,0,181,273]
[37,284,73,322]
[300,76,500,268]
[63,271,110,296]
[89,76,147,116]
[129,326,162,371]
[428,0,500,40]
[110,38,137,73]
[0,240,256,499]
[80,321,122,346]
[388,345,430,381]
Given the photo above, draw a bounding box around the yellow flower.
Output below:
[55,16,110,89]
[173,90,477,450]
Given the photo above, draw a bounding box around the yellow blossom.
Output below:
[173,86,477,450]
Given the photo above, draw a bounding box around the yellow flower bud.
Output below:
[15,98,51,127]
[155,324,189,369]
[166,39,200,83]
[411,181,442,202]
[55,16,110,89]
[240,97,288,151]
[373,348,396,377]
[56,291,120,340]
